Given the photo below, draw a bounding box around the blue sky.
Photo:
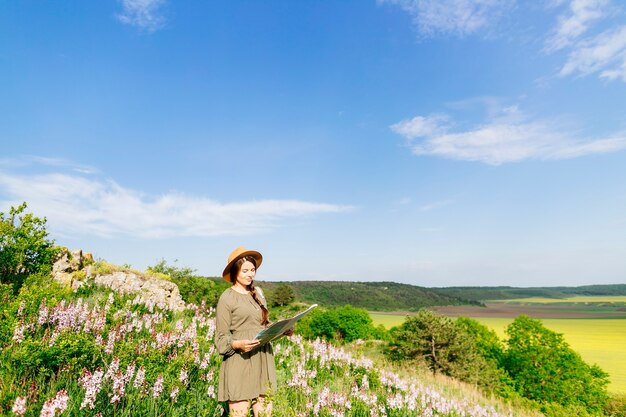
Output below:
[1,0,626,287]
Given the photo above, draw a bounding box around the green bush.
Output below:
[296,305,376,342]
[12,332,102,378]
[503,315,610,413]
[0,203,59,293]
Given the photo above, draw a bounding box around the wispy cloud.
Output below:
[391,106,626,164]
[116,0,167,32]
[380,0,515,38]
[559,24,626,81]
[545,0,610,51]
[0,164,352,239]
[544,0,626,82]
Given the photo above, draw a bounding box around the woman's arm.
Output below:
[215,296,237,356]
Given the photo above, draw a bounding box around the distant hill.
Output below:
[256,280,481,312]
[430,284,626,302]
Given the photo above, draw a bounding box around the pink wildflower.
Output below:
[152,374,164,398]
[170,386,179,401]
[39,389,69,417]
[12,397,26,416]
[179,368,188,385]
[80,368,104,409]
[134,365,146,389]
[38,298,48,326]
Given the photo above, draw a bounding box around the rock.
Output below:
[51,248,186,311]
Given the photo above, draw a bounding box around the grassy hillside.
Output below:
[0,276,539,417]
[272,281,481,311]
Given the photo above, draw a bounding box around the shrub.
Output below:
[12,332,102,378]
[0,203,59,293]
[297,305,377,342]
[503,315,610,413]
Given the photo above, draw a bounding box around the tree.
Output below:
[270,284,295,307]
[0,203,58,292]
[386,310,505,388]
[503,315,609,412]
[456,316,505,363]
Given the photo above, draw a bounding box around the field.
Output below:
[369,296,626,394]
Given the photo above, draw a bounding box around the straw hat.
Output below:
[222,247,263,282]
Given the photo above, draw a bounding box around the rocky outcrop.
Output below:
[52,248,186,311]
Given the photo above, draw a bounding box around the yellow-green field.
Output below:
[370,313,626,394]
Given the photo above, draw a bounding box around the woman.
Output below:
[215,247,279,417]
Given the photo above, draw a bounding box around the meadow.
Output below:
[370,297,626,394]
[1,282,540,417]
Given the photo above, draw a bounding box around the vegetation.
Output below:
[269,283,296,307]
[297,305,383,342]
[0,202,59,293]
[384,309,620,417]
[1,273,534,417]
[503,316,610,413]
[432,285,626,302]
[386,311,514,397]
[2,202,624,417]
[147,259,229,307]
[286,281,479,311]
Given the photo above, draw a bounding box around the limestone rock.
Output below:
[51,248,186,311]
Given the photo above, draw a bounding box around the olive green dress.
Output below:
[215,287,276,402]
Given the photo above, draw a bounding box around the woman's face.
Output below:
[234,260,256,290]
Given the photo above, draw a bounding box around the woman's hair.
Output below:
[230,256,269,325]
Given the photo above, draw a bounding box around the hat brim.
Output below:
[222,250,263,282]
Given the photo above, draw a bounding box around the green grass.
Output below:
[370,311,626,394]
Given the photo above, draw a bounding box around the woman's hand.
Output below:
[283,328,294,337]
[232,339,260,352]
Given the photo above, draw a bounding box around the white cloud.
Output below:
[380,0,515,38]
[117,0,166,32]
[391,108,626,164]
[0,168,352,239]
[545,0,610,51]
[559,24,626,81]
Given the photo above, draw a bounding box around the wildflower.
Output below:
[105,330,116,354]
[179,368,188,385]
[200,353,210,369]
[11,397,26,416]
[39,389,69,417]
[123,362,136,385]
[38,298,48,326]
[105,358,120,381]
[12,324,25,344]
[17,300,25,317]
[152,374,164,398]
[110,372,126,404]
[170,386,179,401]
[134,366,146,389]
[207,385,216,399]
[80,369,104,410]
